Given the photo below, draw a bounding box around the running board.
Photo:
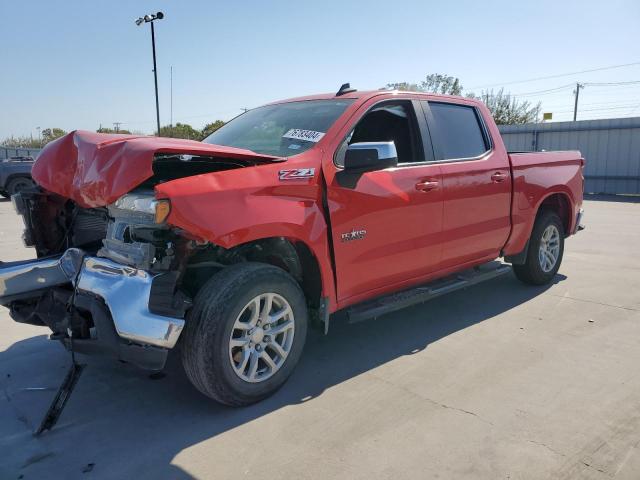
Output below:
[346,261,512,323]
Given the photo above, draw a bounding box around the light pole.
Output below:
[135,11,164,135]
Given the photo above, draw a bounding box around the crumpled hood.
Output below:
[31,130,282,208]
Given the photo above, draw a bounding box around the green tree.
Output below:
[385,81,421,92]
[41,128,67,144]
[157,123,201,140]
[1,136,42,148]
[466,89,540,125]
[2,128,67,147]
[420,74,463,95]
[386,73,463,95]
[200,120,225,139]
[97,127,132,134]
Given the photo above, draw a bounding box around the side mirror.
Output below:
[343,142,398,172]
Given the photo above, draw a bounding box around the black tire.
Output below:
[7,177,35,196]
[181,262,308,406]
[513,210,564,285]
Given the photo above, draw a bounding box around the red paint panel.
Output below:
[326,165,444,302]
[155,151,339,308]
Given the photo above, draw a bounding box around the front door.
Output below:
[325,99,444,305]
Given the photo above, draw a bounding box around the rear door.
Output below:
[325,98,444,304]
[422,100,511,269]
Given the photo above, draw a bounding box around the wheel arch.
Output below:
[504,189,573,263]
[537,191,573,236]
[186,236,327,312]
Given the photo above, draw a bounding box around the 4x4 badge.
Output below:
[278,168,315,180]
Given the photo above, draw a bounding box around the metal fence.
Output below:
[499,117,640,195]
[0,146,42,160]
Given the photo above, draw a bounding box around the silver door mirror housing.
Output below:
[343,142,398,172]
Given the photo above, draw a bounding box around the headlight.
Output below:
[113,194,171,224]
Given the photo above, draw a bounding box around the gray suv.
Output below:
[0,156,36,198]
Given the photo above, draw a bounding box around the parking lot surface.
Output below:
[1,196,639,479]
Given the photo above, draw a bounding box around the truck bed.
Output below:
[502,150,584,258]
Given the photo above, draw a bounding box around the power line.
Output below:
[583,80,640,86]
[506,80,640,99]
[550,98,640,107]
[511,83,575,97]
[468,61,640,89]
[119,108,243,126]
[553,104,640,114]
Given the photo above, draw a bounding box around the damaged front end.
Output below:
[0,131,285,370]
[3,189,192,370]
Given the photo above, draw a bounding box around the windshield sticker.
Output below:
[288,144,301,150]
[282,129,325,143]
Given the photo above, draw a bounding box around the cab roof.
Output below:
[266,89,476,106]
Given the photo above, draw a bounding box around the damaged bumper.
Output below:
[1,250,186,369]
[76,256,184,348]
[0,248,84,301]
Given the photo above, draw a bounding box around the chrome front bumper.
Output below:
[76,257,184,348]
[0,248,84,300]
[0,250,184,349]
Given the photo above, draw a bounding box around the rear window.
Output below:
[426,102,489,160]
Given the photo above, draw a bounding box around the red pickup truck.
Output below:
[0,86,584,406]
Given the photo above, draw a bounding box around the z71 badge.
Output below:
[341,229,367,242]
[278,168,315,180]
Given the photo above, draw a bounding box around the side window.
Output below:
[336,101,421,166]
[425,101,489,160]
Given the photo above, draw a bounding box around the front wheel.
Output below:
[513,210,564,285]
[181,262,308,406]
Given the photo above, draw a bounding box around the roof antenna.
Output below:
[336,83,357,96]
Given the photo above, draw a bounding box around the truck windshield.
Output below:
[202,99,354,157]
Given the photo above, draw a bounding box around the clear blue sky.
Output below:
[1,0,639,138]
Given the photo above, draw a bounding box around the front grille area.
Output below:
[71,208,109,249]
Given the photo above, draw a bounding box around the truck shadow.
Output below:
[0,272,565,479]
[584,193,640,203]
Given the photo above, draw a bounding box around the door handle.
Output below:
[415,179,439,192]
[491,171,507,183]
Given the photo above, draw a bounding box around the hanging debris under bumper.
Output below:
[0,249,188,370]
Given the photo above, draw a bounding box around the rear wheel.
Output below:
[181,262,308,406]
[513,210,564,285]
[7,177,35,196]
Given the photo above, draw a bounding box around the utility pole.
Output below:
[113,122,122,133]
[241,107,249,113]
[573,82,584,121]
